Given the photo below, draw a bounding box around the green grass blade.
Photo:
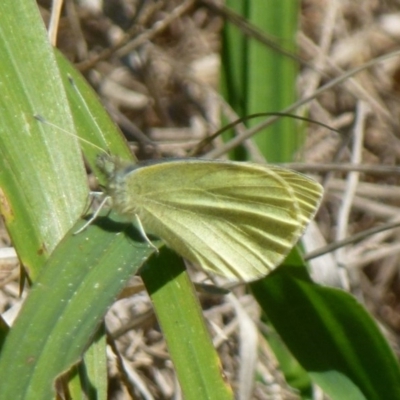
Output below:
[54,50,135,172]
[142,248,234,400]
[0,216,156,400]
[0,0,87,279]
[247,1,300,162]
[222,1,300,161]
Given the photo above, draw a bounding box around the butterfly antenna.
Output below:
[34,114,107,155]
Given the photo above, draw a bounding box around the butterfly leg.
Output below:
[74,195,111,234]
[135,214,159,253]
[80,191,103,216]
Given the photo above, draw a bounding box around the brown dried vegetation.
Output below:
[2,0,400,398]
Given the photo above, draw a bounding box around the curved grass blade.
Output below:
[0,215,157,400]
[54,50,135,176]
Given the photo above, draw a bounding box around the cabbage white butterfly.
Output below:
[35,115,323,282]
[96,153,323,282]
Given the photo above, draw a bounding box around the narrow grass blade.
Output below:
[142,248,234,400]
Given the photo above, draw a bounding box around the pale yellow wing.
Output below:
[105,159,323,282]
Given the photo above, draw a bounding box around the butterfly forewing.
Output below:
[267,167,324,222]
[109,160,322,282]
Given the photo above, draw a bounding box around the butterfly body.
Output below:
[97,155,323,282]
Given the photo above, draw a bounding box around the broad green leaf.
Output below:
[251,266,400,400]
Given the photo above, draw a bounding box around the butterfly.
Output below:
[95,154,323,282]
